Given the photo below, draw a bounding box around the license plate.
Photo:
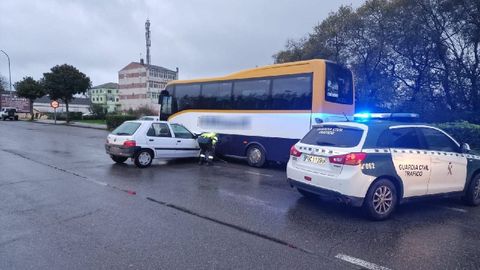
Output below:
[303,154,326,165]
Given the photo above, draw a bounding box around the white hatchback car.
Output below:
[105,120,200,168]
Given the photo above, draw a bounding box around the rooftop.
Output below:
[91,82,118,89]
[119,62,177,73]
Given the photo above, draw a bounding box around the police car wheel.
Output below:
[246,145,266,167]
[363,179,397,221]
[110,155,128,164]
[464,174,480,206]
[134,149,153,168]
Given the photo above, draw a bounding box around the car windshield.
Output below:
[111,122,141,136]
[301,125,364,147]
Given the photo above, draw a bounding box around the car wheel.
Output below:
[110,155,128,164]
[463,174,480,206]
[363,179,397,221]
[297,188,318,199]
[246,145,266,167]
[14,116,18,121]
[134,149,153,168]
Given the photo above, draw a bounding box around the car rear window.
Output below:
[301,125,364,147]
[112,122,141,136]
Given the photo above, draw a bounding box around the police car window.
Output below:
[170,124,194,139]
[301,125,363,147]
[420,128,459,152]
[389,128,422,149]
[148,123,172,138]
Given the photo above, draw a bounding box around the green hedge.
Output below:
[435,121,480,152]
[106,115,137,130]
[46,112,83,121]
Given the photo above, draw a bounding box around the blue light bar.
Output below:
[353,113,420,121]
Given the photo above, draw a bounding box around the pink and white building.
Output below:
[118,60,178,112]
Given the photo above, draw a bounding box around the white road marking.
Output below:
[335,254,391,270]
[245,171,273,177]
[442,206,468,213]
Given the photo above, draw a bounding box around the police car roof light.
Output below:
[353,113,419,122]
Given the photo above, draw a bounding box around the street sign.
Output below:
[50,100,59,109]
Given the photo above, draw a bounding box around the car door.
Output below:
[418,127,467,194]
[146,122,177,158]
[170,123,200,158]
[388,127,431,197]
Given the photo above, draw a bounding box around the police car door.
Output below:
[146,123,177,158]
[389,127,431,197]
[419,127,467,194]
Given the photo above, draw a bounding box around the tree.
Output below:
[273,0,480,123]
[14,77,45,121]
[43,64,91,123]
[89,103,107,118]
[0,74,6,92]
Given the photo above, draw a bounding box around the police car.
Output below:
[105,120,200,168]
[287,113,480,220]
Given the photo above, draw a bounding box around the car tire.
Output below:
[110,155,128,164]
[363,179,397,221]
[246,145,266,167]
[463,174,480,206]
[297,188,318,199]
[14,116,18,121]
[134,149,153,168]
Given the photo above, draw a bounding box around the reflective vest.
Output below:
[200,132,218,145]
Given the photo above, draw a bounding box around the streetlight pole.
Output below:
[0,49,12,111]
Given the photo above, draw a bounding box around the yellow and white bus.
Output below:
[159,59,354,167]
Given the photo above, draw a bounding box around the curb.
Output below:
[28,120,108,131]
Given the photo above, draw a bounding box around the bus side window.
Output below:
[233,79,270,110]
[201,82,233,109]
[175,84,201,111]
[271,74,312,110]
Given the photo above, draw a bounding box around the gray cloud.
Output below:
[0,0,364,86]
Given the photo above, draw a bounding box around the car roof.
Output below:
[314,120,435,149]
[126,120,169,124]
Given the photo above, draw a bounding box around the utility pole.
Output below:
[0,50,12,111]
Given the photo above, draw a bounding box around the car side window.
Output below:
[388,128,423,149]
[170,124,194,139]
[420,128,459,152]
[147,123,172,138]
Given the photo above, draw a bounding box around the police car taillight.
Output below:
[290,145,302,157]
[329,152,367,166]
[123,140,136,147]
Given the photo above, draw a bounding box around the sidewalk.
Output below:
[33,119,108,130]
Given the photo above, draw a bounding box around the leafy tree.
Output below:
[0,74,6,92]
[274,0,480,123]
[14,77,46,121]
[89,103,107,118]
[43,64,91,123]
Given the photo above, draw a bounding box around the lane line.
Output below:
[442,206,468,213]
[245,170,273,177]
[335,254,391,270]
[146,196,313,254]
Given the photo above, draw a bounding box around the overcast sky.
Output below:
[0,0,364,87]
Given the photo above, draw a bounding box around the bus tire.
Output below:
[246,144,266,167]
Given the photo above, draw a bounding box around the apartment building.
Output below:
[118,60,178,111]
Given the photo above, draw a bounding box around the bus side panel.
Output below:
[216,134,299,163]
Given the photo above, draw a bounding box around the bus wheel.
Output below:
[246,145,266,167]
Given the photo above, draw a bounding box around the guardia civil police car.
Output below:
[287,113,480,220]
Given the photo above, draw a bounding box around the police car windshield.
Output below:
[301,125,363,148]
[112,122,141,136]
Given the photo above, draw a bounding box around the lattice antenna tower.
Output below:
[145,19,151,67]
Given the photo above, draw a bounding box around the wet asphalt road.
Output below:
[1,121,480,270]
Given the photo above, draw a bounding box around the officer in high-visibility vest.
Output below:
[197,132,218,166]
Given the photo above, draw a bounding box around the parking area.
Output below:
[1,121,480,269]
